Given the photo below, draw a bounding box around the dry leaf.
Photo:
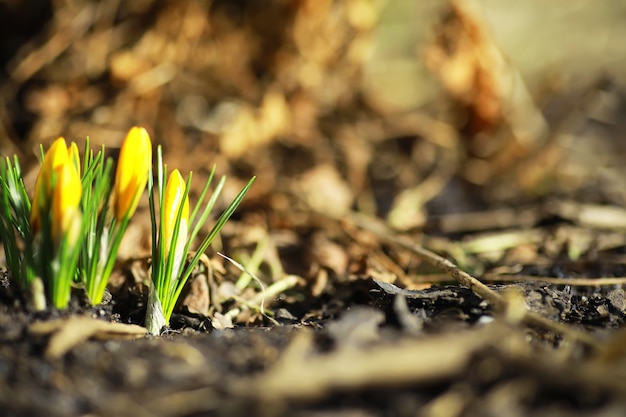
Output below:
[298,164,353,218]
[309,233,349,276]
[211,312,234,330]
[29,316,147,359]
[183,273,210,316]
[219,91,290,158]
[425,0,548,186]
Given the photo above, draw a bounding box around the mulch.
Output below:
[2,1,626,416]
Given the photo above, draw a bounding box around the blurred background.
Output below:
[2,0,626,239]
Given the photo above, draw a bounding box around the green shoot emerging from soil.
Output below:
[0,155,34,298]
[2,137,85,309]
[0,127,252,320]
[80,127,151,305]
[146,146,255,334]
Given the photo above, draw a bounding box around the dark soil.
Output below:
[3,269,626,416]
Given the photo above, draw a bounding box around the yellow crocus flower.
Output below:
[113,127,152,221]
[51,161,82,244]
[163,169,189,280]
[30,137,71,233]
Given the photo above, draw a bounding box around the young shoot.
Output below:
[146,146,254,334]
[0,155,33,291]
[0,127,152,310]
[29,137,83,309]
[80,127,152,304]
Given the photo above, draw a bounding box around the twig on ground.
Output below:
[483,274,626,287]
[404,273,626,287]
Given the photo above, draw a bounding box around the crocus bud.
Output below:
[51,161,82,244]
[163,169,189,280]
[113,127,152,221]
[30,137,70,233]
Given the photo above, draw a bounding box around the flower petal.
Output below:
[114,127,152,220]
[163,169,189,257]
[30,137,70,233]
[51,160,82,243]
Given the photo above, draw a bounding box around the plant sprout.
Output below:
[80,127,152,305]
[0,127,253,328]
[146,146,255,334]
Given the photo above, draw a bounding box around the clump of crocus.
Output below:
[28,137,84,308]
[146,147,254,334]
[80,127,152,305]
[1,126,252,322]
[0,127,152,309]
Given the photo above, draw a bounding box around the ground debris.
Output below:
[29,316,147,359]
[2,0,626,416]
